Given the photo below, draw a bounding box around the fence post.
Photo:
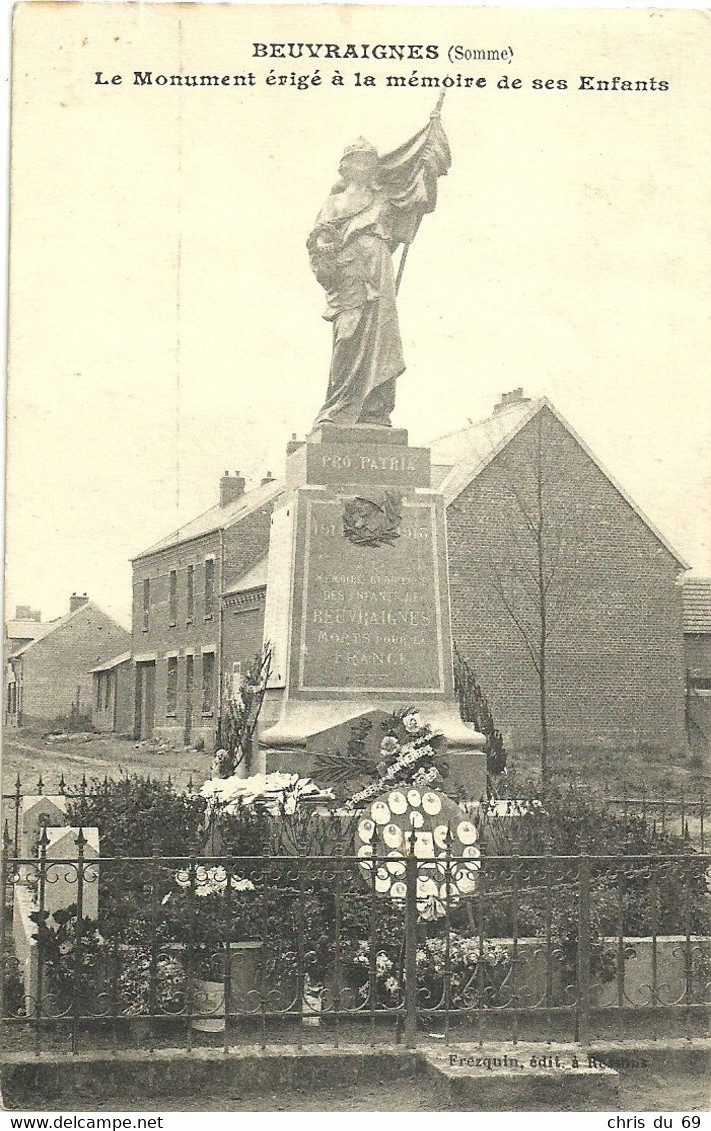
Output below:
[13,774,21,857]
[0,823,9,1041]
[404,837,419,1049]
[72,828,86,1054]
[35,825,49,1042]
[576,854,591,1046]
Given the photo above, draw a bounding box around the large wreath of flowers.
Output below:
[343,708,446,812]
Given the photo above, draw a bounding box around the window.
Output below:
[142,578,150,632]
[169,570,177,626]
[186,565,194,623]
[95,675,102,711]
[186,654,194,695]
[202,651,215,715]
[166,657,178,716]
[104,672,111,711]
[204,559,215,619]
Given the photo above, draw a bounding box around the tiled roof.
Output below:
[5,619,56,644]
[133,478,283,560]
[11,601,128,658]
[429,396,689,570]
[222,556,268,597]
[683,577,711,633]
[89,650,132,674]
[429,398,536,471]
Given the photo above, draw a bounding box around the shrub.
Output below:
[159,866,262,979]
[474,784,710,981]
[454,648,507,780]
[47,712,94,735]
[204,800,274,860]
[29,907,108,1014]
[65,775,206,858]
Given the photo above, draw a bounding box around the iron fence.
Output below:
[598,787,706,849]
[3,774,707,856]
[2,773,197,857]
[2,833,710,1056]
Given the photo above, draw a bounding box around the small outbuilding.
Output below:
[90,651,134,735]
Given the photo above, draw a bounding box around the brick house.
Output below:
[131,394,690,753]
[433,394,688,752]
[221,556,269,702]
[130,473,278,746]
[5,595,131,728]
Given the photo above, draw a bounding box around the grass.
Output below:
[506,741,710,799]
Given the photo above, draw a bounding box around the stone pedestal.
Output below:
[44,827,100,921]
[18,795,68,882]
[261,425,486,797]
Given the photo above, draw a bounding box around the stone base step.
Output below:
[422,1042,619,1111]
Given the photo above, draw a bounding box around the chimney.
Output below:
[220,470,246,507]
[261,471,275,486]
[286,432,304,456]
[493,388,531,415]
[70,593,89,613]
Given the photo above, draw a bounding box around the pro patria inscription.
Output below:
[297,497,445,693]
[286,442,431,490]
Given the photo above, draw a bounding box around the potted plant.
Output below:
[160,864,261,1031]
[116,947,187,1037]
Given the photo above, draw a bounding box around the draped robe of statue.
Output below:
[308,116,451,430]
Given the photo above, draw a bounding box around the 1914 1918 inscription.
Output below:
[298,497,446,693]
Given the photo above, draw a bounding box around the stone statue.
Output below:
[308,101,451,431]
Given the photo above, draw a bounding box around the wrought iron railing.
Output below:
[1,833,709,1056]
[3,774,707,856]
[1,773,197,857]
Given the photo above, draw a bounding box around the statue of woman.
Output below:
[308,106,451,431]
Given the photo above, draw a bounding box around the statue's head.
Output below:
[338,137,379,185]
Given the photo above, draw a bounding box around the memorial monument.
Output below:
[261,98,486,796]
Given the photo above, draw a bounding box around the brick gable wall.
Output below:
[222,508,273,592]
[446,407,686,751]
[19,607,130,725]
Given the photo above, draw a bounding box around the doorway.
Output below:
[135,661,156,740]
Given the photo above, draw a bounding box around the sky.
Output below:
[5,3,711,630]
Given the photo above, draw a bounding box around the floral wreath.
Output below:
[343,708,445,812]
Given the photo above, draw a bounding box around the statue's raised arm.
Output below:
[308,100,451,432]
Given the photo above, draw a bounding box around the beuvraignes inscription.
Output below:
[298,499,444,692]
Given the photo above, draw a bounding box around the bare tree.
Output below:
[484,409,579,782]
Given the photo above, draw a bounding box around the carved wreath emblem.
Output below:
[343,492,403,548]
